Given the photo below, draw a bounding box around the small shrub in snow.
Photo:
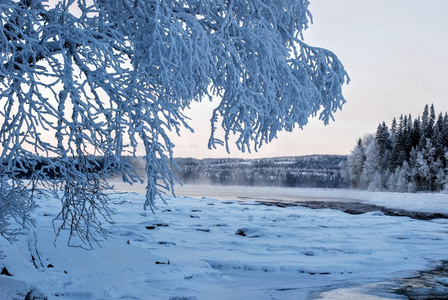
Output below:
[235,228,264,238]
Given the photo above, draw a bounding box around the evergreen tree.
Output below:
[433,125,445,165]
[415,138,442,191]
[422,104,429,132]
[388,161,412,192]
[429,104,437,136]
[421,104,436,142]
[409,147,420,189]
[442,151,448,192]
[361,137,384,191]
[391,118,398,135]
[390,120,405,170]
[375,122,392,170]
[411,117,422,150]
[346,104,448,193]
[421,104,430,142]
[443,113,448,146]
[346,138,366,189]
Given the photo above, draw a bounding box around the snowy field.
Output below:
[1,184,448,299]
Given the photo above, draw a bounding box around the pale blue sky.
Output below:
[171,0,448,158]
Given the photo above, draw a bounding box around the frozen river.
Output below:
[110,180,448,215]
[2,181,447,299]
[111,181,362,203]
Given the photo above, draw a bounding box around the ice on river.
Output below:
[1,184,447,299]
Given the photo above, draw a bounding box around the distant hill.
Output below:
[173,155,349,188]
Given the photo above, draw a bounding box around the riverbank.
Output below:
[1,185,447,299]
[111,181,448,214]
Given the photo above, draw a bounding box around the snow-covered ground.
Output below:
[1,184,448,299]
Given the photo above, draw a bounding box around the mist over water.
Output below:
[108,179,359,203]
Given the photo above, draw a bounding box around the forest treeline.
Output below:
[173,155,349,188]
[3,154,349,189]
[341,104,448,192]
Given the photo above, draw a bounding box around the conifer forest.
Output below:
[342,104,448,192]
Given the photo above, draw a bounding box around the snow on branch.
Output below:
[0,0,348,247]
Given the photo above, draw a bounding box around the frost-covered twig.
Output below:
[0,0,348,248]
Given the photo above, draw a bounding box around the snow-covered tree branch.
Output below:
[0,0,348,247]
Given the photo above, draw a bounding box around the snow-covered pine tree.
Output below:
[420,104,436,143]
[344,138,366,189]
[443,113,448,146]
[389,115,406,170]
[0,0,349,247]
[375,122,392,171]
[390,118,397,136]
[411,117,422,152]
[415,138,441,191]
[361,135,385,191]
[387,161,413,192]
[421,105,429,137]
[404,114,414,160]
[442,151,448,192]
[428,104,437,138]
